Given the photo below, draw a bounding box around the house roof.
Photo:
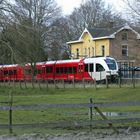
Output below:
[87,26,122,38]
[67,25,140,44]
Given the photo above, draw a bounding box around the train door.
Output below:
[84,63,94,80]
[78,63,84,80]
[24,66,32,81]
[45,65,54,80]
[88,63,94,80]
[95,63,106,81]
[0,69,4,81]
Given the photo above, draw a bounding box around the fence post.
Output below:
[73,75,75,88]
[9,91,13,134]
[19,80,22,89]
[24,79,27,89]
[31,78,35,89]
[89,98,93,131]
[94,78,97,90]
[118,75,121,88]
[132,70,135,88]
[54,78,57,89]
[106,76,109,88]
[63,79,65,89]
[82,77,85,88]
[46,79,48,88]
[94,106,119,133]
[39,79,41,89]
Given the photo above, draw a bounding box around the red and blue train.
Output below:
[0,57,118,82]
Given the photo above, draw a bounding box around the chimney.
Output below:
[108,21,114,28]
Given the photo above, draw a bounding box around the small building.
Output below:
[67,25,140,67]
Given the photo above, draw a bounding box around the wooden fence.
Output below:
[0,98,140,134]
[1,75,140,89]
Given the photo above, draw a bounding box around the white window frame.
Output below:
[122,45,128,56]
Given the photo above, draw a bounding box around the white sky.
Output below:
[56,0,83,15]
[56,0,126,15]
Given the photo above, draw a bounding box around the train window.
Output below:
[78,65,81,73]
[24,69,32,75]
[63,67,67,74]
[33,68,40,75]
[46,66,53,73]
[42,67,45,74]
[96,64,105,72]
[37,69,41,74]
[84,64,88,72]
[73,67,77,73]
[9,70,17,75]
[9,70,12,75]
[69,67,72,73]
[104,58,116,70]
[56,67,60,73]
[56,67,76,74]
[4,70,8,75]
[89,63,94,72]
[60,67,64,73]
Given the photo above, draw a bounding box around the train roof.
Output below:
[0,57,116,68]
[84,56,115,63]
[42,59,81,65]
[0,64,19,68]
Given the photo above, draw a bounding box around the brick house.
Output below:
[67,25,140,67]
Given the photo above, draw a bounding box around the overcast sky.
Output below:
[56,0,126,15]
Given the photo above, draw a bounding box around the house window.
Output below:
[101,45,105,56]
[122,32,127,40]
[84,48,87,57]
[92,47,94,57]
[122,45,128,56]
[88,47,90,57]
[76,48,79,58]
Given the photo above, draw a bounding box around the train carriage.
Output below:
[0,64,23,81]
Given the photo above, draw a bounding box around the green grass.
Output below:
[0,84,140,135]
[0,86,139,104]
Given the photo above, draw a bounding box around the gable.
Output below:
[81,32,91,41]
[79,28,93,40]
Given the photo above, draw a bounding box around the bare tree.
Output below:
[0,0,61,64]
[123,0,140,23]
[68,0,126,39]
[47,17,72,60]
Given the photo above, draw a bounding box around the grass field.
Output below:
[0,84,140,134]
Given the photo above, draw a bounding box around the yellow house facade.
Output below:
[67,28,110,59]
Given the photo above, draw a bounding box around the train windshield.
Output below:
[104,58,117,70]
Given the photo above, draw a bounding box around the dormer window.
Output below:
[122,32,128,40]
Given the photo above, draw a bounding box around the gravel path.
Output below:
[0,130,140,140]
